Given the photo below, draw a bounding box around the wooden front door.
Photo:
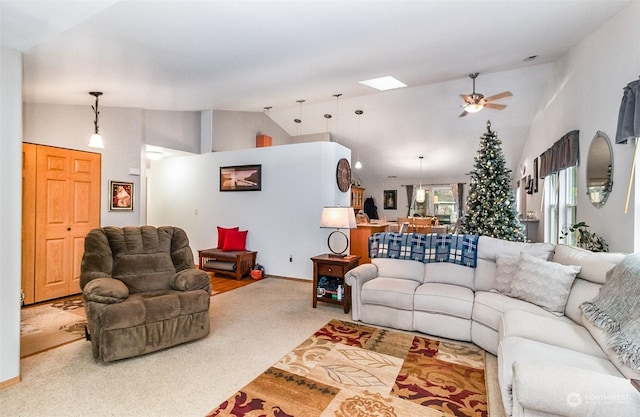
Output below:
[28,145,101,303]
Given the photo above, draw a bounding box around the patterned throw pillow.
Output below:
[494,254,519,294]
[509,253,581,315]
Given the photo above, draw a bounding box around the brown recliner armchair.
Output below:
[80,226,211,362]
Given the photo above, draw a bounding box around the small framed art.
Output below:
[220,164,262,191]
[533,157,539,193]
[383,190,397,210]
[109,181,134,211]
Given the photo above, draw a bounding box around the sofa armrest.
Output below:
[171,268,211,294]
[344,263,378,321]
[511,362,640,417]
[83,277,129,304]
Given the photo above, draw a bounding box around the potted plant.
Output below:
[560,221,609,252]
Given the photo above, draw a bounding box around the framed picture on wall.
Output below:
[533,157,539,192]
[383,190,397,210]
[220,164,262,191]
[109,181,134,211]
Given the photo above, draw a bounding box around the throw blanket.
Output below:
[581,253,640,371]
[368,232,479,268]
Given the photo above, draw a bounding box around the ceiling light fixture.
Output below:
[359,76,407,91]
[145,151,164,160]
[294,99,305,135]
[333,93,342,142]
[354,110,363,169]
[416,156,426,203]
[88,91,104,148]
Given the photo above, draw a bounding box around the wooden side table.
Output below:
[198,248,257,280]
[311,254,360,313]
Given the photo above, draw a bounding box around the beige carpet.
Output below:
[1,278,505,417]
[20,297,87,358]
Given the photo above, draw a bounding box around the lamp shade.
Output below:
[415,188,426,203]
[320,206,357,229]
[464,103,484,113]
[88,133,104,149]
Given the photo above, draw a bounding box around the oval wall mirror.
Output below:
[586,131,613,208]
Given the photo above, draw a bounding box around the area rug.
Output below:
[207,319,487,417]
[20,296,87,358]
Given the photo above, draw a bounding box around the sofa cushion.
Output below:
[474,237,554,292]
[552,244,624,284]
[498,336,625,415]
[581,317,640,379]
[372,258,425,283]
[414,283,473,319]
[564,278,601,323]
[493,254,519,294]
[473,291,557,331]
[508,253,580,315]
[361,277,419,310]
[499,310,606,359]
[423,262,475,288]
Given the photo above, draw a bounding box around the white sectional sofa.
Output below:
[345,234,640,417]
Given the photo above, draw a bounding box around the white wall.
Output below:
[0,46,22,385]
[147,142,351,279]
[517,1,640,252]
[209,110,290,151]
[23,103,201,228]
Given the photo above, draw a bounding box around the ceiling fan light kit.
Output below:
[459,73,512,117]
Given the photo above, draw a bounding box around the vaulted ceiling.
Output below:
[1,0,631,183]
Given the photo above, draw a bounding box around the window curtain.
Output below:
[450,183,464,217]
[615,79,640,144]
[405,185,414,217]
[539,130,580,178]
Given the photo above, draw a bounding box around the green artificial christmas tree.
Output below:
[460,121,525,241]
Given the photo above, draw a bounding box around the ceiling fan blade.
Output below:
[484,91,512,102]
[459,110,469,118]
[484,103,507,110]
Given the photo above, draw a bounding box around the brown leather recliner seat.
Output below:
[80,226,211,362]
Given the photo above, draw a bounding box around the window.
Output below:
[544,166,577,244]
[411,186,458,225]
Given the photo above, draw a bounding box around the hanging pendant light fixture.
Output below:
[354,110,363,169]
[88,91,104,148]
[333,93,342,142]
[294,99,305,135]
[416,156,426,203]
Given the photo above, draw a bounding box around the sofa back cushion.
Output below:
[474,236,555,291]
[552,244,624,284]
[423,262,475,288]
[372,258,425,283]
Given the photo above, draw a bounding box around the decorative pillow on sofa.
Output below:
[509,253,581,315]
[222,229,248,251]
[217,226,239,249]
[494,254,519,294]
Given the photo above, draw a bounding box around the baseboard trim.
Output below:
[0,375,21,390]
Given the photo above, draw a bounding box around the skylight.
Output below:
[359,76,407,91]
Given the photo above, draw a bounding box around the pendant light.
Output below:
[354,110,363,169]
[88,92,104,148]
[294,99,305,135]
[416,156,426,203]
[333,93,342,142]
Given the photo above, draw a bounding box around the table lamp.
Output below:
[320,206,357,257]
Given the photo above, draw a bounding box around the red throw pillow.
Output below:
[217,226,239,249]
[222,229,248,251]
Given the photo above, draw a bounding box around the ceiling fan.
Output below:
[459,73,512,117]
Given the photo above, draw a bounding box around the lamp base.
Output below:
[327,230,349,257]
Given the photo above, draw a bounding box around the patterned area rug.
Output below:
[207,319,487,417]
[20,296,87,358]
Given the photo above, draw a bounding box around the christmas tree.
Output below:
[460,121,524,241]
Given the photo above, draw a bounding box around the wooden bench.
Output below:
[198,248,257,280]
